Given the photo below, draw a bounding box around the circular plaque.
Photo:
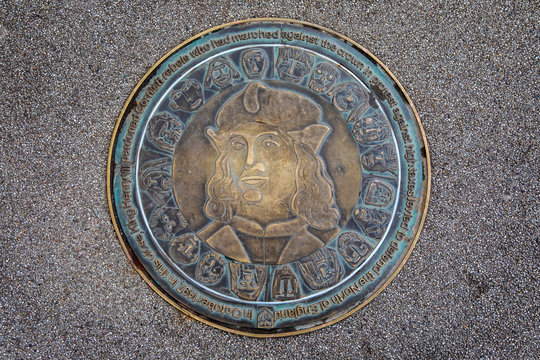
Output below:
[108,19,430,336]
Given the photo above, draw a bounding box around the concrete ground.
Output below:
[0,1,538,359]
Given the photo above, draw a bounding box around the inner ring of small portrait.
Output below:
[173,80,362,265]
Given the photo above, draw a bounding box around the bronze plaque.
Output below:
[108,19,430,336]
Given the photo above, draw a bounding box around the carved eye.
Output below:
[316,69,322,74]
[263,140,279,149]
[231,140,245,150]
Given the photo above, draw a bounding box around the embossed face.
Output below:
[362,147,388,169]
[365,181,393,206]
[149,207,187,241]
[148,113,183,152]
[156,120,182,146]
[355,208,371,222]
[276,49,313,83]
[353,113,389,144]
[169,80,203,111]
[143,170,173,192]
[242,49,267,79]
[332,83,364,112]
[202,82,341,235]
[211,58,234,87]
[361,145,397,175]
[353,207,390,239]
[226,122,296,220]
[170,233,199,264]
[340,233,370,264]
[277,57,308,82]
[309,63,338,93]
[151,213,176,241]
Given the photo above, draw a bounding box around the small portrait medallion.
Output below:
[276,47,314,83]
[309,62,338,93]
[196,252,226,285]
[337,231,373,268]
[272,266,301,301]
[139,158,173,206]
[364,179,394,207]
[147,112,184,152]
[204,56,241,88]
[353,207,391,239]
[328,82,369,113]
[352,110,390,144]
[229,263,268,301]
[148,206,188,241]
[169,80,204,112]
[297,248,344,290]
[170,233,199,264]
[241,48,269,79]
[361,144,398,175]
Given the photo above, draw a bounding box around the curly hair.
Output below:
[291,142,339,229]
[204,145,240,223]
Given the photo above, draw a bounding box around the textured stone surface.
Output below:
[0,1,537,359]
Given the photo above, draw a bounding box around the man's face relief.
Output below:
[169,80,203,111]
[214,122,296,208]
[309,63,338,93]
[242,49,268,79]
[276,49,313,83]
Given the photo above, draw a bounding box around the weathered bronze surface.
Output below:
[108,19,430,337]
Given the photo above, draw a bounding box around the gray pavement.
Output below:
[0,1,538,359]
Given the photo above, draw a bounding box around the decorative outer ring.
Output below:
[107,18,431,338]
